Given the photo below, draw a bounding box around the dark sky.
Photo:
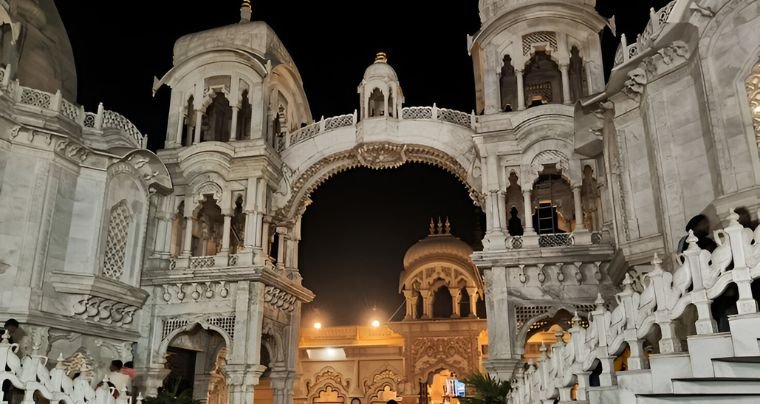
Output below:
[55,0,668,325]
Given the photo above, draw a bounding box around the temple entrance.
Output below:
[162,325,229,404]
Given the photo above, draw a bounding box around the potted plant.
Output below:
[458,373,510,404]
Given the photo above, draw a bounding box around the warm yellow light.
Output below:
[371,320,381,328]
[754,105,760,114]
[313,322,322,329]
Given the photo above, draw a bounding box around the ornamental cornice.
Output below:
[73,295,138,327]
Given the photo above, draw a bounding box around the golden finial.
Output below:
[429,218,436,235]
[444,217,451,234]
[374,52,388,63]
[436,217,443,234]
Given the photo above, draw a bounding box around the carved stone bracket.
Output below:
[160,281,230,303]
[72,295,138,327]
[622,68,648,102]
[56,139,90,163]
[643,41,690,77]
[264,286,297,312]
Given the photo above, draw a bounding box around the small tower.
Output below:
[357,52,404,119]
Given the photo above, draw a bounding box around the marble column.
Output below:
[182,216,194,256]
[419,290,433,319]
[193,110,203,144]
[522,190,535,234]
[572,186,587,232]
[229,105,239,141]
[276,227,287,270]
[516,69,525,110]
[449,288,462,318]
[466,287,479,318]
[560,64,571,104]
[220,213,232,254]
[403,290,419,320]
[175,105,186,145]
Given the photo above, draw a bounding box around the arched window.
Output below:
[203,91,232,142]
[194,196,224,256]
[182,95,195,147]
[524,51,562,106]
[237,89,252,140]
[746,61,760,147]
[432,285,453,318]
[171,201,185,257]
[103,200,132,281]
[569,46,587,102]
[230,195,245,254]
[531,170,574,233]
[500,55,518,111]
[368,88,385,117]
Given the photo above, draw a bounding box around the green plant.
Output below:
[143,378,201,404]
[458,373,511,404]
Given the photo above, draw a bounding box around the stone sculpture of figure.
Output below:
[507,207,524,236]
[500,55,518,111]
[569,46,585,102]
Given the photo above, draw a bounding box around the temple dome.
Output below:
[402,219,474,270]
[5,0,77,100]
[362,52,398,82]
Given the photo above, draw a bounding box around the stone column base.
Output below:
[484,358,521,381]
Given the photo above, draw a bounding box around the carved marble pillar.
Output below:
[175,104,186,145]
[560,64,571,104]
[193,110,203,144]
[522,190,535,234]
[516,69,525,110]
[276,227,287,270]
[466,287,479,318]
[449,288,462,318]
[419,289,433,319]
[230,105,239,141]
[403,290,419,320]
[182,215,195,257]
[220,212,232,254]
[572,186,587,232]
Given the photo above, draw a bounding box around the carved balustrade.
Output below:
[508,208,760,403]
[0,333,143,404]
[0,63,146,148]
[283,104,476,150]
[613,1,677,67]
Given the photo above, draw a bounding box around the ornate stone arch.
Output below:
[157,319,233,365]
[306,367,350,404]
[276,143,484,221]
[362,366,402,403]
[513,305,580,356]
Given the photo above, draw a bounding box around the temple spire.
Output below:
[240,0,252,23]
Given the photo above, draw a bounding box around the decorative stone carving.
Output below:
[745,61,760,148]
[278,142,484,219]
[355,143,408,169]
[160,315,236,342]
[60,350,97,376]
[72,296,138,327]
[94,339,133,361]
[643,41,690,77]
[307,366,350,397]
[622,68,647,102]
[264,286,297,312]
[530,150,569,174]
[55,139,90,163]
[409,336,472,378]
[196,181,223,202]
[160,281,230,303]
[18,325,49,358]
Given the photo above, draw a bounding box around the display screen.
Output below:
[454,380,466,397]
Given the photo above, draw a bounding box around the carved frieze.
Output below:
[72,295,138,327]
[160,281,230,303]
[264,286,296,312]
[409,336,473,379]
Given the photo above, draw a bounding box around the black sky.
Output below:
[55,0,668,325]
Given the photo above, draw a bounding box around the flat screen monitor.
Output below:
[454,380,466,397]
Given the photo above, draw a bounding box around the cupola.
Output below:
[358,52,404,119]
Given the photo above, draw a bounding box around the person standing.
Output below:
[108,360,131,394]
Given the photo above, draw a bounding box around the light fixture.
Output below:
[371,319,381,328]
[313,322,322,329]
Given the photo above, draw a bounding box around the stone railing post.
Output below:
[319,115,326,133]
[647,253,682,353]
[51,90,62,112]
[95,102,105,129]
[432,103,438,120]
[353,109,358,124]
[682,231,718,334]
[723,209,759,314]
[621,34,629,63]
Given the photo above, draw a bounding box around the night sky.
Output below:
[55,0,668,325]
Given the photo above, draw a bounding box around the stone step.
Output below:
[671,377,760,394]
[636,393,760,403]
[712,356,760,378]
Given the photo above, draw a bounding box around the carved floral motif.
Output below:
[72,296,138,327]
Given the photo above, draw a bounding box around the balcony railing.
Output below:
[510,232,604,249]
[613,0,677,67]
[281,104,476,151]
[0,63,146,148]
